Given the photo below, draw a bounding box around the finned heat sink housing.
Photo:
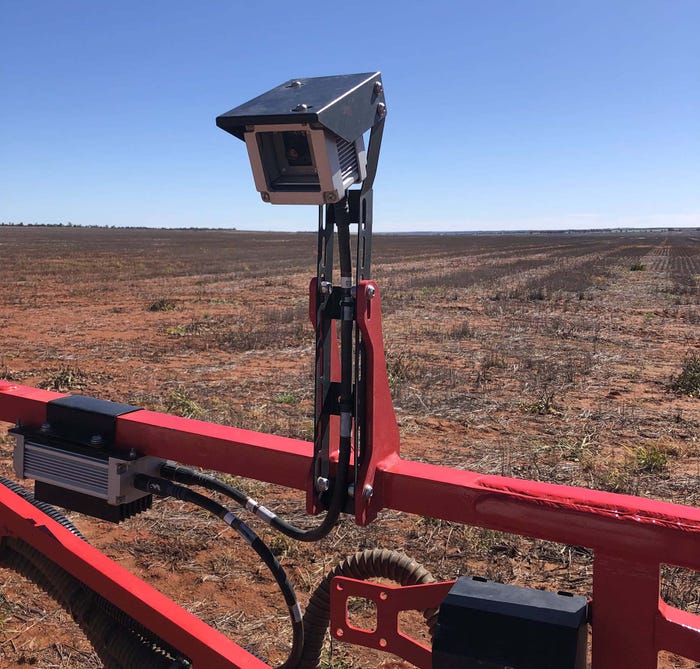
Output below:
[10,394,163,523]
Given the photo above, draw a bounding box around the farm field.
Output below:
[0,226,698,668]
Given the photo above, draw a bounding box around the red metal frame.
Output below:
[0,283,699,668]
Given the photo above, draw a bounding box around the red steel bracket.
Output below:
[306,278,400,524]
[354,280,401,525]
[330,576,454,668]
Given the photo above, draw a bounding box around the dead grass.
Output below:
[0,228,698,667]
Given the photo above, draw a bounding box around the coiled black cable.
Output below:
[133,474,303,669]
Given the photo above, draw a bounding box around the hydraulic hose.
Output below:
[159,457,351,544]
[299,549,438,669]
[134,474,303,669]
[0,478,188,668]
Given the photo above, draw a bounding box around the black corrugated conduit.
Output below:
[0,477,188,669]
[133,474,304,669]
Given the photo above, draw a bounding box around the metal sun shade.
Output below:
[216,72,385,205]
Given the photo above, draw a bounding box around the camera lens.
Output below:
[282,132,312,167]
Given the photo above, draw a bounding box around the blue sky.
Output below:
[1,1,698,232]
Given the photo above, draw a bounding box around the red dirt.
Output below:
[0,226,698,668]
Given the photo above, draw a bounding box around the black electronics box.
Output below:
[433,576,588,669]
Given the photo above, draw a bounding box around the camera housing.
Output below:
[216,72,385,205]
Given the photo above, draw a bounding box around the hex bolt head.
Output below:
[90,434,103,446]
[373,81,383,95]
[366,285,376,299]
[320,281,333,295]
[376,102,387,118]
[363,485,374,500]
[292,103,309,112]
[316,476,330,492]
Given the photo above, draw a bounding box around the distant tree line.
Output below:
[0,222,238,230]
[0,221,79,227]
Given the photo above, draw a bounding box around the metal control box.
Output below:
[10,394,163,522]
[433,576,588,669]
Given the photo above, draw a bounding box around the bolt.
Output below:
[316,476,330,493]
[40,422,51,433]
[373,81,383,95]
[363,484,374,500]
[347,484,355,498]
[366,285,376,299]
[261,192,270,202]
[292,103,309,112]
[90,434,103,446]
[320,281,332,295]
[128,448,138,460]
[376,102,387,118]
[288,80,303,88]
[324,191,337,203]
[116,463,127,475]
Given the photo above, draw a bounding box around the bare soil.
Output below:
[0,226,698,668]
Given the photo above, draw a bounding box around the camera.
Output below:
[216,72,385,205]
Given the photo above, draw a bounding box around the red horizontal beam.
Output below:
[2,383,699,567]
[379,458,700,569]
[117,410,312,491]
[0,383,313,492]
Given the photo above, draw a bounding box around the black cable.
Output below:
[160,460,350,544]
[133,474,303,669]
